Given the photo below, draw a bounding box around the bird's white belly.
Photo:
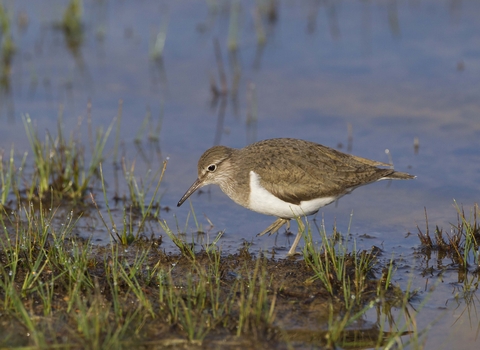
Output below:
[247,171,336,218]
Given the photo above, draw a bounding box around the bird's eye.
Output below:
[207,164,216,172]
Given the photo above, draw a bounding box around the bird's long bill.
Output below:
[177,178,203,207]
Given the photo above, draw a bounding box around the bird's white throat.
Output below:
[247,171,336,218]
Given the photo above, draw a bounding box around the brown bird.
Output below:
[178,138,414,255]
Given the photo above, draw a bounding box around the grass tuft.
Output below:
[416,202,479,271]
[22,114,112,201]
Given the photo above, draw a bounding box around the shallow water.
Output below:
[1,0,479,348]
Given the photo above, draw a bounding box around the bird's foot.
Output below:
[257,218,290,237]
[287,220,305,256]
[287,250,302,258]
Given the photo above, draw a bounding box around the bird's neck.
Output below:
[217,156,250,207]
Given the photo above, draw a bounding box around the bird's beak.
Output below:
[177,178,204,207]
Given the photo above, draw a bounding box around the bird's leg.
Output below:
[257,218,290,237]
[287,219,305,256]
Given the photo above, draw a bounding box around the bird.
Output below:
[177,138,414,255]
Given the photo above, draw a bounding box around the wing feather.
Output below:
[241,139,395,205]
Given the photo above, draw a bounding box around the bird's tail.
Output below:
[386,171,416,180]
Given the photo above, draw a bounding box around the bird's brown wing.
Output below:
[244,139,394,205]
